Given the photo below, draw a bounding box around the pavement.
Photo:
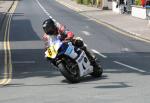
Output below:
[56,0,150,42]
[0,0,14,29]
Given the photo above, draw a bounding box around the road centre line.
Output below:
[114,61,146,73]
[91,49,107,58]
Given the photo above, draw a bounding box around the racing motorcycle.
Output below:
[45,37,103,83]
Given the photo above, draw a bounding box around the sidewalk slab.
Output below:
[56,0,150,42]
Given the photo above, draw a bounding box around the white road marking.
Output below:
[114,61,146,73]
[121,48,130,52]
[12,61,36,64]
[91,49,107,58]
[81,31,91,36]
[36,0,56,22]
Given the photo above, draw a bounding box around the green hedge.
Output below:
[135,0,141,6]
[76,0,83,4]
[76,0,90,5]
[82,0,90,5]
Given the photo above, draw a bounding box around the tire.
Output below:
[91,61,103,77]
[58,58,80,83]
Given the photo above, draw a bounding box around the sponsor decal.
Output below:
[78,53,84,63]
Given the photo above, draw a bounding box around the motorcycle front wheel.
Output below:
[58,57,80,83]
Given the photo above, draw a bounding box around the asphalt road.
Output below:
[0,0,150,103]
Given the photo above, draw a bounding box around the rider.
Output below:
[42,18,96,64]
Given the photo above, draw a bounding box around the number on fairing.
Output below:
[47,45,57,58]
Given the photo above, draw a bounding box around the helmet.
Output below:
[42,19,58,35]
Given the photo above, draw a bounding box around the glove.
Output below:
[65,31,74,40]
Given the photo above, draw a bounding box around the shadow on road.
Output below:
[94,82,132,89]
[3,82,70,88]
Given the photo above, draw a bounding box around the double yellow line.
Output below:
[0,1,18,85]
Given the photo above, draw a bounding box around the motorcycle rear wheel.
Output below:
[90,61,103,77]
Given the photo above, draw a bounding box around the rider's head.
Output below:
[42,18,58,35]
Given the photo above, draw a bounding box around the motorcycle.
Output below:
[45,37,103,83]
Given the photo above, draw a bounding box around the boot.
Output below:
[82,46,96,65]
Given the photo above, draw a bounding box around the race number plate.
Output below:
[46,45,58,58]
